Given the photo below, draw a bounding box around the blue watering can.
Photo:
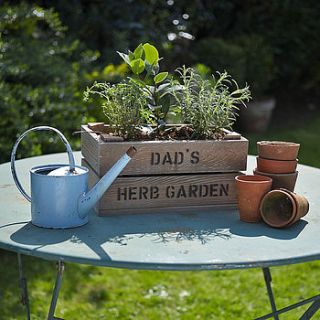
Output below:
[11,126,136,229]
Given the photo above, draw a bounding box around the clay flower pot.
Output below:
[256,157,298,174]
[253,169,298,192]
[257,141,300,161]
[235,175,272,223]
[260,189,309,228]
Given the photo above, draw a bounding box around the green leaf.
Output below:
[144,62,153,76]
[129,77,146,88]
[161,100,171,114]
[117,51,130,65]
[148,85,156,95]
[156,83,171,92]
[152,63,159,75]
[130,58,145,74]
[134,44,144,59]
[143,43,159,65]
[154,72,168,84]
[128,50,135,62]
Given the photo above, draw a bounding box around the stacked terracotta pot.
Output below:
[235,141,310,228]
[254,141,300,191]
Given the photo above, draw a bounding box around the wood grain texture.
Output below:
[81,126,100,171]
[81,125,248,176]
[82,158,241,215]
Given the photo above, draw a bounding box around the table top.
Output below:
[0,152,319,271]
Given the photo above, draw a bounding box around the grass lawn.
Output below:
[1,109,320,319]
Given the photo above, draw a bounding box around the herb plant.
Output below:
[84,81,150,140]
[84,43,251,140]
[117,43,178,131]
[172,66,251,138]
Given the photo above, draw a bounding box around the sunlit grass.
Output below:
[1,251,320,319]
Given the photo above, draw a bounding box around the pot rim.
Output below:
[257,141,300,147]
[235,174,272,184]
[253,169,298,177]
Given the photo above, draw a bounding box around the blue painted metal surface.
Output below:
[10,126,134,229]
[30,164,89,228]
[0,153,320,271]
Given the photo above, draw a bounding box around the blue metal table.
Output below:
[0,152,320,319]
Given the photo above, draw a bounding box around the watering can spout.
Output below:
[78,146,137,219]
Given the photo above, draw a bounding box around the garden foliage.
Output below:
[37,0,320,99]
[0,3,95,162]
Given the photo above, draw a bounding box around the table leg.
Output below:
[256,268,320,320]
[299,299,320,320]
[47,261,65,320]
[262,267,279,320]
[17,253,30,320]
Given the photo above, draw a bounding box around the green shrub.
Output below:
[29,1,320,104]
[0,2,96,163]
[193,35,275,99]
[193,38,246,85]
[83,63,128,85]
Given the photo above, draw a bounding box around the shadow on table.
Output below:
[9,221,113,260]
[10,222,71,245]
[229,219,308,239]
[78,209,308,254]
[9,209,308,260]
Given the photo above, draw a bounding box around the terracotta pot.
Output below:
[256,156,298,174]
[253,169,298,192]
[257,141,300,161]
[235,175,272,223]
[260,189,309,228]
[288,193,309,226]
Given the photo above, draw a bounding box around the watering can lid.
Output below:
[47,166,87,176]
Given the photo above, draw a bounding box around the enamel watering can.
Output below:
[11,126,136,229]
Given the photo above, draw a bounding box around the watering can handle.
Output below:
[10,126,76,202]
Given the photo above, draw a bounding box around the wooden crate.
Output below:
[82,158,241,215]
[81,125,248,176]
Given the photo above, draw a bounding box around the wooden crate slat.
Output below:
[95,204,237,215]
[81,125,248,176]
[81,126,100,170]
[82,158,241,215]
